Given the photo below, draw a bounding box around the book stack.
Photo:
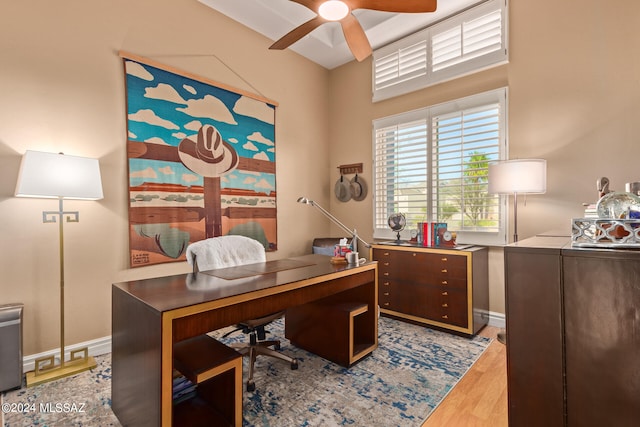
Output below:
[420,222,447,246]
[172,370,197,405]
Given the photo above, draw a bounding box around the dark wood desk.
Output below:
[111,254,378,427]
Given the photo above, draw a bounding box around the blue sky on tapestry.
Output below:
[125,59,276,192]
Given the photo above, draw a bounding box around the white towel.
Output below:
[186,235,266,271]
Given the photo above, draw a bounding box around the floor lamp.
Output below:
[15,150,104,387]
[488,159,547,344]
[296,196,370,254]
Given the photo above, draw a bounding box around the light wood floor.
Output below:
[422,325,508,427]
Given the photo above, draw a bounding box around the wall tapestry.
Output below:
[121,52,277,267]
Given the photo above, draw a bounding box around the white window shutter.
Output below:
[374,40,428,92]
[372,0,508,102]
[372,88,507,245]
[432,5,504,73]
[373,116,429,235]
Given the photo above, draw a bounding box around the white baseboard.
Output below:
[22,336,111,373]
[487,311,506,329]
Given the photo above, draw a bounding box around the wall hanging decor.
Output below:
[335,163,367,202]
[120,51,278,267]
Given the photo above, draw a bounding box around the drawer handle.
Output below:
[383,292,390,296]
[383,281,390,286]
[412,253,417,257]
[383,262,390,266]
[383,302,390,307]
[441,280,448,285]
[442,314,449,319]
[441,257,448,262]
[383,272,389,276]
[383,252,390,256]
[442,303,448,308]
[441,269,447,273]
[442,291,448,296]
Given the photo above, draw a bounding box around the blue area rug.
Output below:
[1,317,490,426]
[1,355,116,426]
[215,316,490,426]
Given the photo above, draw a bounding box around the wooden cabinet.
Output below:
[504,237,565,427]
[562,250,640,427]
[504,236,640,427]
[371,244,488,335]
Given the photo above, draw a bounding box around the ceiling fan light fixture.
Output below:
[318,0,349,21]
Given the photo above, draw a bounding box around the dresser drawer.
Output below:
[386,283,468,327]
[429,287,468,328]
[423,253,467,281]
[378,279,423,314]
[374,249,467,283]
[426,271,467,290]
[378,279,396,310]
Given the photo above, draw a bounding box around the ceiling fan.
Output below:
[269,0,438,62]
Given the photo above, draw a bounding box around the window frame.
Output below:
[372,88,508,246]
[372,0,508,103]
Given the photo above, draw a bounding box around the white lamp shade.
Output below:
[488,159,547,194]
[15,150,104,200]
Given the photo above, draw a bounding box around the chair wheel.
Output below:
[246,381,255,392]
[274,342,281,350]
[291,360,298,370]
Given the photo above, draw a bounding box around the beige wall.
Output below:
[327,0,640,315]
[0,0,331,355]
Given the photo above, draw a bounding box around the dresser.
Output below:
[504,235,640,426]
[371,243,489,335]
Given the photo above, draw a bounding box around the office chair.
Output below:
[186,235,298,392]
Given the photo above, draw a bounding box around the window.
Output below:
[373,88,507,245]
[373,35,428,97]
[372,0,508,102]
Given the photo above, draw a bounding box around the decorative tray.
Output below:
[571,218,640,248]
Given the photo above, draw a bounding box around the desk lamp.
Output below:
[15,150,103,386]
[488,158,546,344]
[297,196,370,253]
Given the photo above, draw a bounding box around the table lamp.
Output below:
[15,150,104,386]
[488,159,547,243]
[488,159,546,345]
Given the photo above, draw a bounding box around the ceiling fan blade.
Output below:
[340,14,372,62]
[347,0,437,13]
[290,0,324,12]
[270,16,326,50]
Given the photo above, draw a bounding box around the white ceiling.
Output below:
[199,0,481,69]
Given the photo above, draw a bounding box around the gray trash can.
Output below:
[0,303,23,391]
